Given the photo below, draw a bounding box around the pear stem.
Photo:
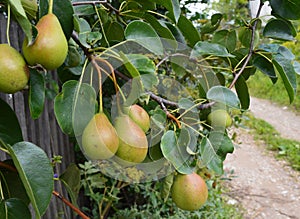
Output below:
[48,0,54,14]
[6,4,11,46]
[91,58,104,113]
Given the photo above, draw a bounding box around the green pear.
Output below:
[128,104,150,133]
[81,113,119,160]
[171,173,208,211]
[207,109,232,128]
[22,13,68,70]
[0,44,29,94]
[114,115,148,166]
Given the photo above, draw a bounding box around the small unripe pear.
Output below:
[128,104,150,133]
[171,173,208,211]
[207,109,232,128]
[22,13,68,70]
[114,115,148,165]
[0,44,29,94]
[81,113,119,160]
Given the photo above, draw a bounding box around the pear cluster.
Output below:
[81,104,150,166]
[0,8,68,94]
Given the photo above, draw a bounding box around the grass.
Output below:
[247,72,300,113]
[243,113,300,171]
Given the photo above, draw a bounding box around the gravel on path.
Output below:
[223,97,300,219]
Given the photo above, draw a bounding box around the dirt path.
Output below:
[224,97,300,219]
[250,97,300,142]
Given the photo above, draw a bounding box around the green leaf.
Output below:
[200,13,223,34]
[126,54,156,74]
[199,137,223,175]
[263,19,296,41]
[103,21,124,45]
[7,0,33,42]
[177,15,200,47]
[253,55,277,84]
[273,54,297,103]
[5,142,54,218]
[161,174,174,202]
[54,80,97,136]
[125,54,158,90]
[125,20,163,55]
[293,61,300,75]
[126,0,156,11]
[207,86,240,108]
[73,4,95,16]
[0,198,31,219]
[0,98,23,145]
[149,108,167,146]
[144,13,177,44]
[163,21,186,45]
[119,52,141,78]
[212,29,237,52]
[0,160,30,205]
[269,0,300,20]
[191,41,235,58]
[160,130,193,174]
[235,76,250,110]
[150,0,181,23]
[29,69,45,119]
[39,0,74,40]
[208,131,234,161]
[60,164,81,207]
[73,16,92,49]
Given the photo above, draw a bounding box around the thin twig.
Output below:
[147,91,214,110]
[72,0,120,14]
[52,191,90,219]
[0,161,17,172]
[229,0,264,89]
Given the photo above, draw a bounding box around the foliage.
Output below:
[0,0,300,217]
[243,113,300,170]
[248,31,300,112]
[79,161,243,218]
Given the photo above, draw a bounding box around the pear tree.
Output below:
[0,0,299,218]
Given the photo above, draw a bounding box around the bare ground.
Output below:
[224,97,300,219]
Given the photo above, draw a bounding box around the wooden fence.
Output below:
[0,14,76,218]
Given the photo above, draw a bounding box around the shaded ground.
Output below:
[224,97,300,219]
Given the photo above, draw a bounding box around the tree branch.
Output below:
[52,191,90,219]
[229,0,264,89]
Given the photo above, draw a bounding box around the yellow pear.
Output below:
[81,113,119,160]
[0,44,29,94]
[128,104,150,133]
[114,115,148,166]
[171,173,208,211]
[22,13,68,70]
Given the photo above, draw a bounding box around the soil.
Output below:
[224,97,300,219]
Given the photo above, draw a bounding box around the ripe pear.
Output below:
[207,109,232,128]
[81,113,119,160]
[0,44,29,94]
[114,115,148,165]
[171,172,208,211]
[128,104,150,133]
[22,13,68,70]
